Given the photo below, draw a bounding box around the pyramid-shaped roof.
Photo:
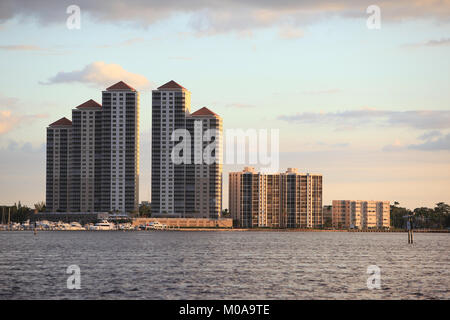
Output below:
[76,99,101,109]
[157,80,186,90]
[49,117,72,127]
[191,107,219,117]
[106,81,136,91]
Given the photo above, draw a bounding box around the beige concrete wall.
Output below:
[133,217,233,228]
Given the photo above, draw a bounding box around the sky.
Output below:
[0,0,449,210]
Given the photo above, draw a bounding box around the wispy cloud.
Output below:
[0,110,47,135]
[382,139,406,152]
[418,130,442,140]
[40,61,151,89]
[0,44,68,55]
[408,133,450,151]
[1,1,449,36]
[404,37,450,48]
[278,108,450,130]
[278,26,304,39]
[0,45,43,51]
[4,140,45,153]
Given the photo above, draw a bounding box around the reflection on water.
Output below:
[0,231,449,299]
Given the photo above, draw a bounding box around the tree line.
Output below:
[391,202,450,229]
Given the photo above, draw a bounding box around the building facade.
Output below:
[46,118,72,212]
[71,99,102,212]
[323,205,332,226]
[151,80,222,218]
[46,81,139,214]
[229,167,323,228]
[332,200,390,229]
[186,107,223,219]
[101,81,140,213]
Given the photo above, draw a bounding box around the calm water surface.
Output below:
[0,231,449,299]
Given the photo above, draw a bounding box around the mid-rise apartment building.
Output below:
[46,81,139,214]
[229,167,323,228]
[151,81,222,218]
[332,200,390,229]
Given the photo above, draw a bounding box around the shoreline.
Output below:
[1,228,449,233]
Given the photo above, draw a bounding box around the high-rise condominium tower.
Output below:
[151,81,222,218]
[186,107,223,218]
[229,167,323,228]
[71,99,102,212]
[101,81,140,213]
[46,81,139,214]
[46,117,72,212]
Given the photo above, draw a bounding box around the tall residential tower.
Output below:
[46,81,139,214]
[46,118,72,212]
[151,81,222,218]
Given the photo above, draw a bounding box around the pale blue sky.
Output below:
[0,1,449,209]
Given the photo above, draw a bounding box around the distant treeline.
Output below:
[0,202,33,224]
[391,202,450,229]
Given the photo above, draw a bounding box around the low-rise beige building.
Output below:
[332,200,390,229]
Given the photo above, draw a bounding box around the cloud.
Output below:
[405,38,450,48]
[41,61,151,89]
[1,1,449,35]
[0,110,47,135]
[4,140,45,153]
[383,139,406,152]
[418,130,442,141]
[1,95,48,135]
[278,26,304,39]
[0,93,19,107]
[0,44,67,55]
[408,133,450,151]
[0,45,44,51]
[278,108,450,130]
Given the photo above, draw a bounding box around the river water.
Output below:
[0,231,448,299]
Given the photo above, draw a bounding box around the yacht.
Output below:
[146,221,166,230]
[68,222,84,231]
[92,220,115,231]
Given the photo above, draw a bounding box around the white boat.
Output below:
[91,220,115,231]
[146,221,166,230]
[117,223,133,231]
[68,222,84,231]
